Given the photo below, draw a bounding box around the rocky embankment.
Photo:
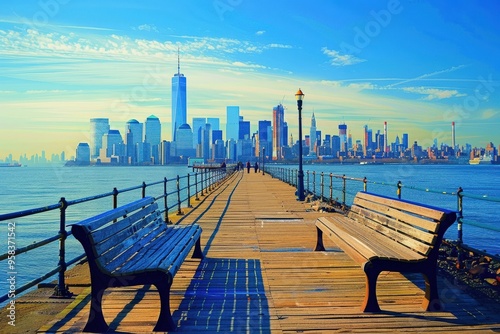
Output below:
[438,241,500,303]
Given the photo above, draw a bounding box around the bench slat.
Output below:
[353,196,441,232]
[355,192,447,223]
[115,225,201,276]
[317,216,424,261]
[93,209,161,257]
[99,220,167,273]
[90,202,159,245]
[74,197,156,232]
[348,210,434,256]
[350,204,437,245]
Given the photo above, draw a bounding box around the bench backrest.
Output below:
[348,192,456,257]
[71,196,167,274]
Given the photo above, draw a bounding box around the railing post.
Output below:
[363,177,367,192]
[187,173,192,208]
[51,197,72,298]
[195,172,200,201]
[342,174,346,205]
[320,172,324,201]
[177,175,183,216]
[312,171,316,198]
[201,169,205,196]
[329,173,333,202]
[306,171,310,196]
[164,177,169,224]
[142,181,146,198]
[456,187,464,269]
[112,187,118,209]
[397,180,402,199]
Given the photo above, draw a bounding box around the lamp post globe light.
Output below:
[295,88,305,201]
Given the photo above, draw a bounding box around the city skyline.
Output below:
[1,1,499,158]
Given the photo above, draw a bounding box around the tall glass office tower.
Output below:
[90,118,110,159]
[172,52,187,141]
[272,104,285,160]
[226,106,240,141]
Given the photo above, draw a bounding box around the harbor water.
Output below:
[0,163,499,306]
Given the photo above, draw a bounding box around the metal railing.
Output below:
[0,166,235,304]
[265,166,500,264]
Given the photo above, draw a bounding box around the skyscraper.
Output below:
[339,123,347,154]
[226,106,240,141]
[172,51,187,141]
[192,117,206,150]
[272,104,285,160]
[309,112,317,156]
[126,119,143,163]
[145,115,161,163]
[384,121,388,156]
[90,118,110,159]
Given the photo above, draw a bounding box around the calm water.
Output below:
[0,163,499,304]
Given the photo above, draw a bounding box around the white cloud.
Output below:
[402,87,466,100]
[321,47,365,66]
[256,30,266,35]
[136,24,159,33]
[481,109,498,119]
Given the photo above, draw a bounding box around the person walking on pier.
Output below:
[246,161,251,173]
[254,161,259,173]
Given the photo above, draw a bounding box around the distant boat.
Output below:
[469,155,492,165]
[0,162,22,167]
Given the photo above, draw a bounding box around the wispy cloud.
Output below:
[256,30,266,36]
[481,109,499,119]
[386,65,467,88]
[134,24,159,33]
[402,87,466,100]
[322,47,365,66]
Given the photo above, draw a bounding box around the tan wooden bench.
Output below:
[71,196,203,332]
[314,191,456,312]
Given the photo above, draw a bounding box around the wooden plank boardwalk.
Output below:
[38,170,500,333]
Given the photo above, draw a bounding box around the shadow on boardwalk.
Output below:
[174,258,270,333]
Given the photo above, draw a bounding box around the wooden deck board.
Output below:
[38,171,500,333]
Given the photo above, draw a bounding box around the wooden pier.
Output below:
[12,170,500,332]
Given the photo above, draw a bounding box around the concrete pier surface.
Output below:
[2,170,500,333]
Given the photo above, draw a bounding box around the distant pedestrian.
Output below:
[254,162,259,173]
[246,161,251,173]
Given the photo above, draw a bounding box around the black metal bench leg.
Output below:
[84,287,109,333]
[422,268,443,311]
[362,263,381,312]
[314,227,326,251]
[192,237,204,259]
[153,278,176,332]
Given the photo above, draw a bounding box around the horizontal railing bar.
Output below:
[0,203,61,221]
[0,234,60,261]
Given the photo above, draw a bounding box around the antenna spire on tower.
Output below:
[177,46,181,75]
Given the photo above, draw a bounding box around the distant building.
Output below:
[176,123,195,157]
[172,52,187,141]
[126,119,143,164]
[75,143,90,164]
[192,117,206,150]
[90,118,109,159]
[226,106,240,141]
[101,130,123,158]
[309,112,317,156]
[145,115,161,164]
[339,123,347,154]
[272,104,285,160]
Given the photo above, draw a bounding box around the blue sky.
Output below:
[1,0,499,158]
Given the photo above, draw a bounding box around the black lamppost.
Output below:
[295,88,305,201]
[262,147,265,175]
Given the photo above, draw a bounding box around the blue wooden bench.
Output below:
[315,191,456,312]
[71,196,203,332]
